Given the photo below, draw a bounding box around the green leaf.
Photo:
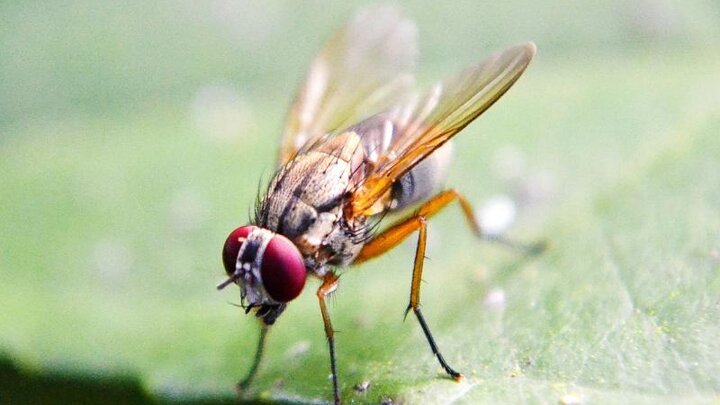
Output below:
[2,2,720,404]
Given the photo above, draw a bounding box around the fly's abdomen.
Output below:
[390,141,454,211]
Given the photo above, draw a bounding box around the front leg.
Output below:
[236,323,270,393]
[317,272,341,404]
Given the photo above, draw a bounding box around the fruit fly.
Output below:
[218,7,536,404]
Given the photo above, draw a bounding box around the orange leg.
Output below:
[317,272,341,405]
[354,189,479,381]
[352,189,544,382]
[355,189,480,264]
[355,188,544,264]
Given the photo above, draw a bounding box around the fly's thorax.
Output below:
[323,216,369,265]
[257,132,366,263]
[294,211,338,255]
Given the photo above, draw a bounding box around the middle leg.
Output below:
[407,216,463,380]
[354,190,474,380]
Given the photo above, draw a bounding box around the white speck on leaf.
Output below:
[559,392,584,405]
[477,195,516,237]
[483,287,507,310]
[287,340,310,358]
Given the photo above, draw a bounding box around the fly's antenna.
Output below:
[216,272,241,290]
[218,235,247,290]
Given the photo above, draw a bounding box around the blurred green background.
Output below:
[1,1,719,404]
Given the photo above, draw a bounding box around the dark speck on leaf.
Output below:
[353,380,371,393]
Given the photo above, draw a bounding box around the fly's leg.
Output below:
[355,189,479,264]
[352,189,543,380]
[407,216,463,380]
[354,189,478,380]
[355,189,543,264]
[317,272,341,405]
[237,323,270,392]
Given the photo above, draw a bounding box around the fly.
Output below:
[217,6,538,404]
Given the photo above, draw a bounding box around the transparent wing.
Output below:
[277,6,418,166]
[348,42,537,217]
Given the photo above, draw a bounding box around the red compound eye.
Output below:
[260,234,306,302]
[222,226,256,276]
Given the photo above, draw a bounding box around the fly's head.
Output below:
[218,225,307,325]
